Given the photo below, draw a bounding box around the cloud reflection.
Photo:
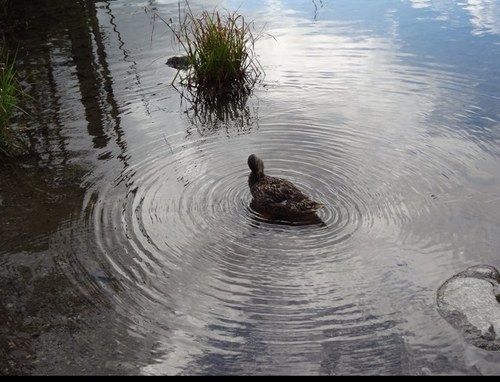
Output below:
[410,0,500,35]
[464,0,500,35]
[139,1,500,375]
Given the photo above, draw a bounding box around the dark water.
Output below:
[1,0,500,375]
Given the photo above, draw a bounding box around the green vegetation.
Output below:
[160,1,263,97]
[0,46,25,157]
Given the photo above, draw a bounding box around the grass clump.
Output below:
[0,46,25,157]
[160,1,263,97]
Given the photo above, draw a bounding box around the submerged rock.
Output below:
[437,265,500,351]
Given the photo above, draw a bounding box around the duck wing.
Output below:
[289,197,325,214]
[260,176,325,214]
[252,176,308,204]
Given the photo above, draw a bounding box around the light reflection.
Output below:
[31,0,500,375]
[464,0,500,35]
[410,0,500,35]
[410,0,432,9]
[135,0,500,375]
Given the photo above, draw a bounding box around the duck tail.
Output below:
[310,202,325,212]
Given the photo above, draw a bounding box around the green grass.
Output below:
[160,1,263,97]
[0,46,25,157]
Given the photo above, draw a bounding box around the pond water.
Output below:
[1,0,500,375]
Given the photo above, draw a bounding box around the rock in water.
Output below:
[436,265,500,350]
[166,56,190,70]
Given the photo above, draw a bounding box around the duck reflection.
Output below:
[249,198,327,227]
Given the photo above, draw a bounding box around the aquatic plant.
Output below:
[159,1,264,97]
[0,46,25,157]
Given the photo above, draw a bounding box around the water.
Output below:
[1,0,500,375]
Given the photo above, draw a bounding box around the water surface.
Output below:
[1,0,500,375]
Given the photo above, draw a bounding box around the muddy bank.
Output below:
[0,159,147,375]
[0,252,132,375]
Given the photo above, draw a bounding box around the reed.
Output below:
[161,1,263,97]
[0,46,23,157]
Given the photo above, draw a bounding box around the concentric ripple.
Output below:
[73,65,500,373]
[48,0,500,375]
[73,109,452,373]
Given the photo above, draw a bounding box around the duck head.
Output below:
[248,154,265,178]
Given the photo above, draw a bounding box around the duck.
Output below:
[247,154,325,217]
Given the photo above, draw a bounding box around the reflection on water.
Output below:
[2,0,500,375]
[464,0,500,36]
[410,0,500,36]
[249,198,328,227]
[176,84,259,136]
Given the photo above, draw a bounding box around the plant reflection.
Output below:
[176,84,259,136]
